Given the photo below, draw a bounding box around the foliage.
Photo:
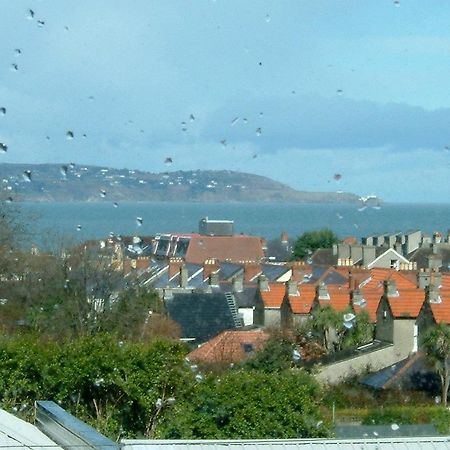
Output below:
[422,323,450,406]
[362,405,450,434]
[0,334,190,438]
[292,228,339,260]
[242,335,295,373]
[157,369,330,439]
[341,310,374,349]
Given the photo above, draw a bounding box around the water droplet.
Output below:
[252,153,257,159]
[189,113,195,122]
[0,143,7,153]
[220,139,227,147]
[22,170,32,182]
[60,165,68,178]
[258,62,263,66]
[14,49,21,57]
[27,9,35,20]
[88,95,94,101]
[10,63,19,72]
[231,117,239,126]
[336,212,343,220]
[66,130,74,140]
[291,90,296,95]
[64,26,69,31]
[265,14,271,23]
[113,202,118,208]
[164,157,173,166]
[391,423,399,431]
[394,0,400,6]
[37,20,45,27]
[136,217,143,226]
[256,127,262,136]
[195,373,204,382]
[82,133,87,138]
[0,107,6,116]
[76,224,82,231]
[334,173,342,181]
[99,189,106,198]
[243,118,248,124]
[337,89,343,96]
[6,196,13,203]
[69,162,76,169]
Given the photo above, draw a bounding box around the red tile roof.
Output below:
[387,288,425,318]
[288,284,316,314]
[318,285,351,312]
[353,289,383,322]
[185,235,265,264]
[429,290,450,324]
[260,283,286,309]
[360,268,417,291]
[187,330,270,364]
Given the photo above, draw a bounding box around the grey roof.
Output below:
[261,264,290,281]
[321,270,348,285]
[122,436,450,450]
[409,247,450,272]
[225,285,258,308]
[311,248,338,266]
[305,266,328,284]
[152,263,203,289]
[165,292,237,343]
[219,262,244,281]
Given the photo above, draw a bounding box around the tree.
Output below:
[422,323,450,407]
[292,228,339,260]
[157,369,329,439]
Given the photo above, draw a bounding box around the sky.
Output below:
[1,0,450,202]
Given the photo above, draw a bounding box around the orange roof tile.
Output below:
[360,268,417,291]
[387,288,425,318]
[318,285,351,312]
[260,283,286,308]
[289,284,316,314]
[429,290,450,324]
[353,289,383,322]
[441,274,450,289]
[188,330,270,364]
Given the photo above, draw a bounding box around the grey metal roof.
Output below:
[219,262,244,281]
[122,436,450,450]
[335,424,440,439]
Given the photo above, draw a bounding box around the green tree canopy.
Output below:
[157,369,329,439]
[422,323,450,407]
[292,228,339,260]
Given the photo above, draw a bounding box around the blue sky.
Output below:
[1,0,450,202]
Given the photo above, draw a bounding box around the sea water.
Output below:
[18,201,450,246]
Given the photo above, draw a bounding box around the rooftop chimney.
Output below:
[428,283,442,304]
[180,265,188,288]
[317,283,329,300]
[384,279,399,297]
[417,269,431,289]
[203,258,219,280]
[352,288,364,304]
[280,231,289,244]
[287,279,299,296]
[169,257,184,279]
[258,274,269,292]
[209,271,220,287]
[233,275,244,293]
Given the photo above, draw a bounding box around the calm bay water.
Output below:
[19,201,450,245]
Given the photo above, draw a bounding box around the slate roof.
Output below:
[219,262,244,281]
[261,263,291,281]
[185,235,265,264]
[165,292,237,343]
[187,330,269,364]
[409,246,450,272]
[152,263,203,289]
[311,248,338,266]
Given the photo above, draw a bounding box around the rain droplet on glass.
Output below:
[76,224,82,231]
[113,202,118,208]
[334,173,342,181]
[394,0,400,6]
[60,165,68,178]
[189,113,195,122]
[27,9,35,20]
[11,64,19,72]
[69,162,76,169]
[231,117,239,126]
[0,107,6,116]
[337,89,343,95]
[220,139,227,147]
[14,49,21,57]
[164,157,173,166]
[136,217,143,226]
[66,130,74,140]
[256,127,262,136]
[99,189,106,198]
[6,196,13,203]
[22,170,32,182]
[243,118,248,124]
[391,423,399,431]
[265,14,271,23]
[37,20,45,27]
